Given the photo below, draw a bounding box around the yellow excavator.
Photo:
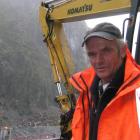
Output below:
[39,0,140,139]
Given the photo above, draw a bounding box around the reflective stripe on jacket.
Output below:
[70,47,140,140]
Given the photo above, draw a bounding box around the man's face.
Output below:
[86,37,125,84]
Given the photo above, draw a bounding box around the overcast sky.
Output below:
[85,13,140,57]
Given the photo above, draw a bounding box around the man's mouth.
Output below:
[96,67,106,72]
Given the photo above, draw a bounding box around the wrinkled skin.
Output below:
[85,37,126,84]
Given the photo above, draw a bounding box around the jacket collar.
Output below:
[117,47,140,96]
[70,67,95,92]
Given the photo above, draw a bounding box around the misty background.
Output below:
[0,0,90,138]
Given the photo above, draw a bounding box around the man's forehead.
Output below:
[86,37,116,46]
[86,38,117,50]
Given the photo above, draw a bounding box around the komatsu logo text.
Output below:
[67,4,93,15]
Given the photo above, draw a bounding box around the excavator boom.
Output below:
[43,0,131,21]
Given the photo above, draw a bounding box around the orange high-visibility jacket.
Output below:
[70,48,140,140]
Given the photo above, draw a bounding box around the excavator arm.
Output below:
[40,0,131,21]
[39,0,140,139]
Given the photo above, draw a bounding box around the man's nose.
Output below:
[95,54,103,64]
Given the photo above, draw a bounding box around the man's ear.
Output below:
[120,43,127,58]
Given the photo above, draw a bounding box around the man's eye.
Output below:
[88,53,96,57]
[103,47,112,52]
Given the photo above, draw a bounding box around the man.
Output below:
[69,23,140,140]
